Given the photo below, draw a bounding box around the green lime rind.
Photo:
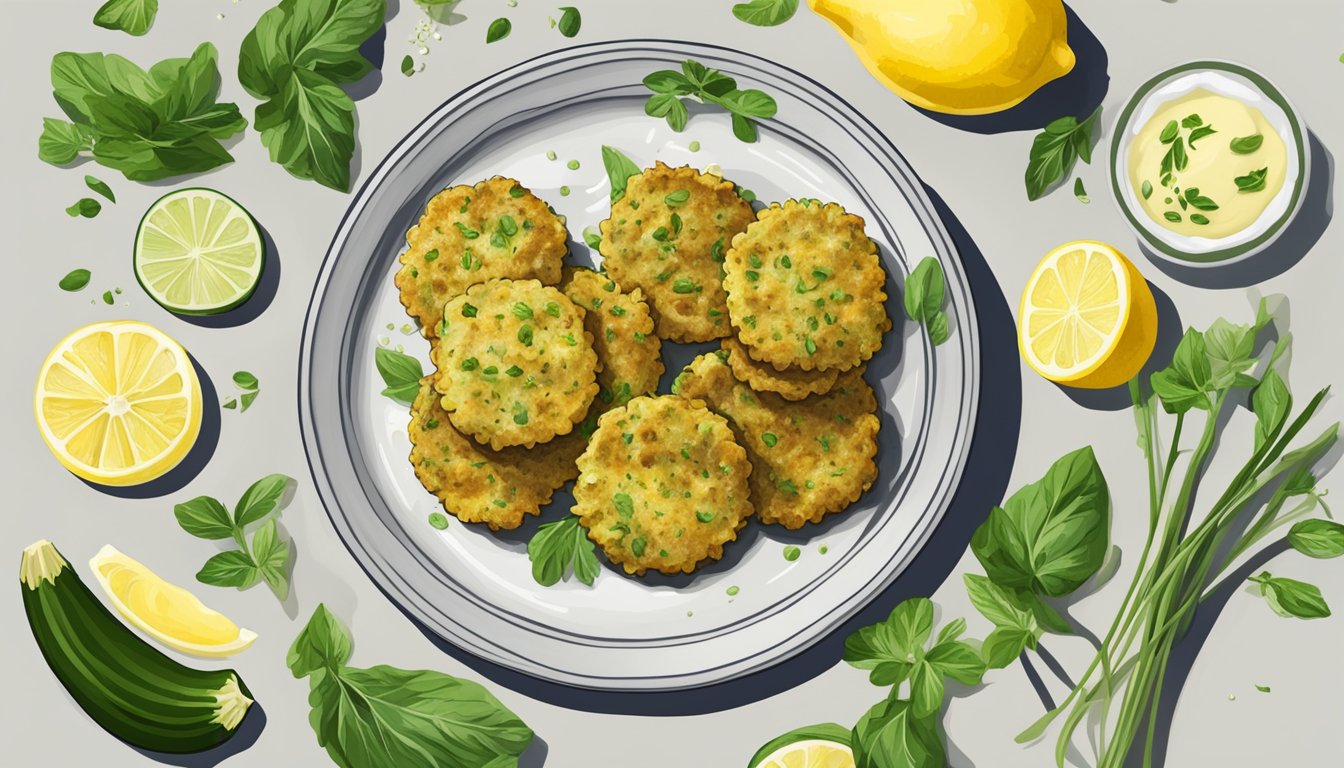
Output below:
[748,722,853,767]
[133,187,266,316]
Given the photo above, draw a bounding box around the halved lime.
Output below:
[134,188,265,315]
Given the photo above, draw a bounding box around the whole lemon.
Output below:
[809,0,1076,115]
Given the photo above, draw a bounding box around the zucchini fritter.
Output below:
[559,267,665,436]
[723,199,890,371]
[721,336,839,401]
[673,351,880,529]
[572,395,754,575]
[598,163,754,343]
[408,377,585,530]
[433,279,598,449]
[397,177,567,334]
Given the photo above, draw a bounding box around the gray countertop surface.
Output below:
[3,1,1341,766]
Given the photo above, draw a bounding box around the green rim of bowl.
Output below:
[1109,60,1307,266]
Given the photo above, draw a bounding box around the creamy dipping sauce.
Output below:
[1128,88,1285,239]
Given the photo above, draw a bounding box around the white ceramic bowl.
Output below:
[1110,61,1309,267]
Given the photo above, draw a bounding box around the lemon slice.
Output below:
[754,739,855,768]
[34,321,202,486]
[90,545,257,657]
[134,188,265,315]
[1018,240,1158,389]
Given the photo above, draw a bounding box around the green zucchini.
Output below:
[20,540,255,753]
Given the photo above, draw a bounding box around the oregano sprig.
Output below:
[175,474,295,601]
[642,59,777,142]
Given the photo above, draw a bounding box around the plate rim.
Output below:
[297,38,981,690]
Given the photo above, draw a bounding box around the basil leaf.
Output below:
[1235,167,1268,192]
[485,17,511,43]
[288,603,353,676]
[908,660,944,718]
[38,119,94,164]
[240,390,259,412]
[1230,134,1263,154]
[238,0,384,191]
[1203,314,1267,391]
[251,518,291,599]
[1188,124,1217,149]
[750,724,851,767]
[1150,329,1213,414]
[731,112,759,142]
[1073,177,1089,204]
[234,473,292,527]
[290,605,534,767]
[731,0,799,26]
[717,89,778,119]
[963,574,1037,635]
[925,640,986,685]
[1024,107,1099,200]
[557,6,581,37]
[1250,572,1331,619]
[970,446,1110,598]
[645,93,689,132]
[982,627,1033,669]
[1287,519,1344,559]
[601,144,641,202]
[174,495,236,540]
[196,549,259,588]
[851,697,944,768]
[903,257,945,326]
[233,370,260,391]
[527,517,600,586]
[1253,368,1292,450]
[66,198,102,218]
[58,269,92,292]
[84,175,115,202]
[400,55,414,77]
[375,346,424,403]
[93,0,158,37]
[642,69,695,95]
[927,312,950,346]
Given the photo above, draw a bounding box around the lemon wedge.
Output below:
[754,739,855,768]
[1019,241,1157,389]
[34,321,202,486]
[90,545,257,657]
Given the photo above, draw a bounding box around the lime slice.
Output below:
[134,188,265,315]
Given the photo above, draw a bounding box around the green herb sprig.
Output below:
[175,474,295,601]
[238,0,385,191]
[527,517,601,586]
[642,59,777,142]
[289,605,534,767]
[375,346,424,403]
[1024,107,1100,200]
[903,257,951,346]
[38,44,246,181]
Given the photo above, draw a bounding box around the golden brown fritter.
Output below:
[559,267,664,434]
[408,377,585,530]
[571,395,753,575]
[396,177,567,334]
[723,199,890,371]
[673,351,880,529]
[721,336,840,401]
[598,163,754,343]
[433,279,598,450]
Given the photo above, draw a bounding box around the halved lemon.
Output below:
[1018,241,1158,389]
[90,545,257,657]
[134,188,265,316]
[34,321,202,486]
[754,739,855,768]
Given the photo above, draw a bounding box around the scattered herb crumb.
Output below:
[688,140,701,152]
[84,175,115,202]
[101,290,114,305]
[819,544,829,554]
[559,185,571,196]
[428,512,449,530]
[400,55,414,77]
[59,269,91,292]
[783,545,801,562]
[546,149,557,161]
[1255,684,1271,693]
[726,585,740,596]
[223,398,238,410]
[1074,177,1090,204]
[566,159,580,170]
[231,370,261,412]
[557,6,581,37]
[66,198,102,218]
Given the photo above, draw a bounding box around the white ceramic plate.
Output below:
[298,40,980,691]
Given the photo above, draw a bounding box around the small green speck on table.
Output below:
[783,545,801,562]
[1255,684,1271,693]
[726,585,740,597]
[819,544,829,555]
[101,291,114,305]
[559,185,571,196]
[428,512,449,530]
[566,159,580,170]
[689,140,701,152]
[546,150,557,161]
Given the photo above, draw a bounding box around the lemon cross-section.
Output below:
[134,188,265,316]
[755,739,855,768]
[1018,241,1157,389]
[34,321,202,486]
[90,545,257,657]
